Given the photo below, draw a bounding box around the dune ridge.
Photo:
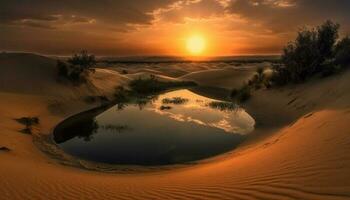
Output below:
[1,53,350,200]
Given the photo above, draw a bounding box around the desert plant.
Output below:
[56,50,96,84]
[160,105,172,110]
[335,36,350,67]
[68,50,96,72]
[114,86,129,102]
[208,101,238,111]
[162,97,188,105]
[0,146,10,152]
[276,20,340,84]
[15,117,40,134]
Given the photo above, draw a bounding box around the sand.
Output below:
[1,53,350,200]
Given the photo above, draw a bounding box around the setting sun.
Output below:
[186,35,206,55]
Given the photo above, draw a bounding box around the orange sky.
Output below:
[0,0,349,56]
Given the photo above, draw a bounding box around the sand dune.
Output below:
[0,53,129,99]
[180,67,256,89]
[1,53,350,200]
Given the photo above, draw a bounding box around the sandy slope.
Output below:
[180,67,256,90]
[1,53,350,200]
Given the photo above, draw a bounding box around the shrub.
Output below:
[0,147,10,152]
[57,60,69,77]
[114,86,129,102]
[67,50,96,72]
[160,105,172,110]
[15,117,40,134]
[162,97,188,105]
[208,101,237,111]
[56,50,96,84]
[275,20,340,84]
[335,36,350,67]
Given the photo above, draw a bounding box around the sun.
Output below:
[186,35,206,55]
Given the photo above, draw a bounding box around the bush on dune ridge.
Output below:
[56,50,96,84]
[271,20,350,85]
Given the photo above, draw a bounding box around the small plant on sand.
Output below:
[15,117,40,134]
[162,97,189,105]
[248,67,267,89]
[56,50,96,84]
[0,147,11,152]
[160,105,172,110]
[208,101,238,111]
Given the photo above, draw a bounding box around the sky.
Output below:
[1,0,350,56]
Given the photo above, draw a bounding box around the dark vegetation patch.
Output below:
[209,101,238,111]
[162,97,189,105]
[160,105,172,110]
[15,117,39,134]
[56,50,96,84]
[0,147,10,152]
[271,20,350,85]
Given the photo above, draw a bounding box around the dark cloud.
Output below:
[156,0,225,23]
[228,0,350,33]
[0,0,178,27]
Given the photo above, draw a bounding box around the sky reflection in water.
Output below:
[55,89,255,166]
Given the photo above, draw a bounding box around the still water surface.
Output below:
[54,89,255,165]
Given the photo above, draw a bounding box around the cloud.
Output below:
[228,0,350,33]
[0,0,179,28]
[153,0,227,24]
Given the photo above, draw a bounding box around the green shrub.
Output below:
[208,101,237,111]
[68,50,96,72]
[114,86,129,102]
[15,117,40,134]
[335,36,350,68]
[162,97,188,105]
[274,20,340,84]
[56,50,96,84]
